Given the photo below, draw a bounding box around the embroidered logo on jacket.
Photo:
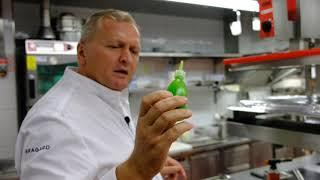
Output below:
[25,145,50,154]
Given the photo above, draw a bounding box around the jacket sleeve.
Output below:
[15,113,118,180]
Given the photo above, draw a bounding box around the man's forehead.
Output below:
[99,20,140,42]
[99,18,139,32]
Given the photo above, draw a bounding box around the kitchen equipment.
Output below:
[0,58,8,78]
[204,174,231,180]
[37,0,55,39]
[224,46,320,151]
[0,1,18,162]
[248,87,271,100]
[16,39,78,124]
[293,169,304,180]
[56,13,82,41]
[250,170,292,179]
[265,159,292,180]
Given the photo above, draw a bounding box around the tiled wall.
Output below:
[129,59,228,127]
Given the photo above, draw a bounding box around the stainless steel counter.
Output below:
[0,137,252,179]
[0,165,18,180]
[171,136,252,157]
[204,152,320,180]
[190,136,251,153]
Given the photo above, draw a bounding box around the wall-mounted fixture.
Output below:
[161,0,259,12]
[252,17,261,31]
[258,0,294,40]
[230,11,242,36]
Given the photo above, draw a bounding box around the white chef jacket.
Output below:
[15,67,163,180]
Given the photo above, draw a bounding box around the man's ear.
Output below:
[77,41,86,66]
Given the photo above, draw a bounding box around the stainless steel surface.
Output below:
[170,136,251,156]
[227,122,320,151]
[188,137,251,154]
[57,13,82,41]
[0,162,18,180]
[191,150,222,180]
[140,52,241,58]
[217,120,227,140]
[31,55,78,65]
[305,65,320,99]
[203,174,231,180]
[266,95,308,104]
[38,0,55,39]
[25,40,78,55]
[22,0,231,20]
[0,19,4,57]
[267,68,300,86]
[273,0,294,40]
[229,98,320,117]
[227,55,320,72]
[25,39,241,58]
[227,64,301,72]
[300,0,320,39]
[0,1,18,161]
[229,152,320,180]
[293,169,305,180]
[183,137,222,148]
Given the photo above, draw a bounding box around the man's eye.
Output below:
[130,49,139,55]
[108,45,119,48]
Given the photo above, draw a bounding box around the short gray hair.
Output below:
[81,9,138,42]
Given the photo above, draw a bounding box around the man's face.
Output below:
[78,18,141,91]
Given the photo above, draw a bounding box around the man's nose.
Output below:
[119,48,131,64]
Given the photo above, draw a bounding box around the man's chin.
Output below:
[108,82,129,91]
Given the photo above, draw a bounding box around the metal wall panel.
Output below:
[300,0,320,39]
[0,0,18,161]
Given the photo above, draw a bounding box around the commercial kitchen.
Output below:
[1,0,320,179]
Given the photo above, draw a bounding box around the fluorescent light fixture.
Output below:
[230,10,242,36]
[252,17,261,31]
[162,0,259,12]
[230,21,242,36]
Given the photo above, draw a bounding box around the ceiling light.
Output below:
[162,0,259,12]
[252,17,261,31]
[230,11,242,36]
[230,21,242,36]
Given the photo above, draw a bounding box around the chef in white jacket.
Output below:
[15,9,193,180]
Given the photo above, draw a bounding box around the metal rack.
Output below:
[223,48,320,151]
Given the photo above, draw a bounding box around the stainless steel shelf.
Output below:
[26,40,241,59]
[31,55,78,66]
[140,52,241,58]
[226,55,320,72]
[227,121,320,151]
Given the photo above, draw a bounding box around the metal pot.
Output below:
[56,13,82,41]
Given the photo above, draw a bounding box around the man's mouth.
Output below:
[114,70,128,75]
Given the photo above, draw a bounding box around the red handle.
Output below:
[223,48,320,65]
[0,58,8,64]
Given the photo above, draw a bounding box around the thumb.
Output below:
[161,166,181,175]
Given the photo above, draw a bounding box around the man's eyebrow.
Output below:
[103,38,141,49]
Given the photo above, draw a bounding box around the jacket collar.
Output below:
[63,67,129,111]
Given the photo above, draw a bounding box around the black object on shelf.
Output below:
[228,110,320,135]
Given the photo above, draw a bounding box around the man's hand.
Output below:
[117,90,193,180]
[161,156,187,180]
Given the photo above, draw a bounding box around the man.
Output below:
[15,9,193,180]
